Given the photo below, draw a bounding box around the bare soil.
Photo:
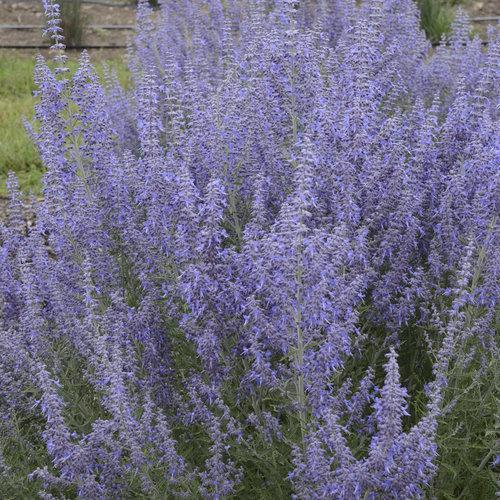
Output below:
[1,0,498,50]
[467,0,499,17]
[466,0,499,38]
[0,0,136,48]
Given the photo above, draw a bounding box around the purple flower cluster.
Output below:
[0,0,498,497]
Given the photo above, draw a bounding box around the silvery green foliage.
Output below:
[0,0,498,498]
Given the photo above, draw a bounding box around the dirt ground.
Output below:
[467,0,499,17]
[0,0,136,47]
[466,0,499,38]
[0,0,498,49]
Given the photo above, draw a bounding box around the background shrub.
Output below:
[59,0,87,47]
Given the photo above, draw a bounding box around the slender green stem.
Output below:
[293,254,306,443]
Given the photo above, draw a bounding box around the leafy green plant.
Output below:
[417,0,455,43]
[60,0,87,47]
[134,0,159,8]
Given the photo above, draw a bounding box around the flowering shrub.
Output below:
[0,0,498,498]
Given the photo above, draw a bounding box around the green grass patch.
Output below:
[417,0,466,44]
[418,0,454,44]
[0,53,129,196]
[0,56,42,195]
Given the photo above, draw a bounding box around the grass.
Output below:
[60,0,87,48]
[0,51,129,197]
[0,56,42,195]
[417,0,465,44]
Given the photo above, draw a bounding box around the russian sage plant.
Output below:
[0,0,498,498]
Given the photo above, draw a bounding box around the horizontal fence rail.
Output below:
[0,0,135,6]
[0,41,490,50]
[0,44,128,49]
[0,24,134,30]
[0,11,496,50]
